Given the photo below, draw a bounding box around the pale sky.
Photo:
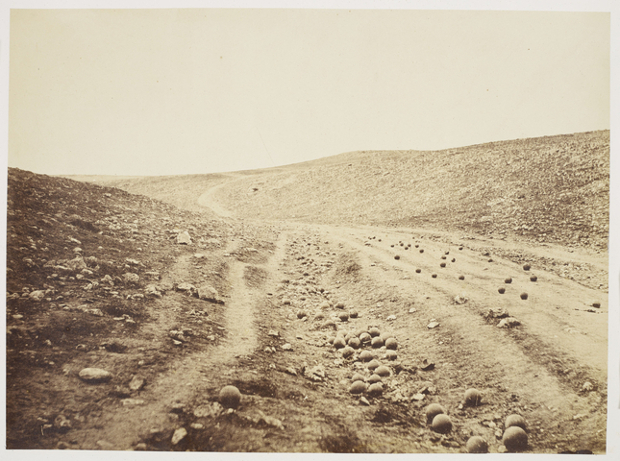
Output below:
[6,4,612,176]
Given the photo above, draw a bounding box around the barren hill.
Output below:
[79,130,609,251]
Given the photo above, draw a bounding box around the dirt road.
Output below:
[7,172,608,453]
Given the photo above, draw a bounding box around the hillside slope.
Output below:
[211,131,609,250]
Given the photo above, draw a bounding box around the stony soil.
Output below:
[6,132,609,454]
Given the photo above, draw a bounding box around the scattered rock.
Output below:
[78,368,113,383]
[171,427,188,445]
[304,365,326,382]
[454,294,468,304]
[129,376,146,392]
[176,231,192,245]
[123,273,140,284]
[197,284,224,304]
[53,414,72,432]
[427,321,440,329]
[498,317,521,328]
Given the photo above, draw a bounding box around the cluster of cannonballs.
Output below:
[425,389,528,453]
[329,326,398,397]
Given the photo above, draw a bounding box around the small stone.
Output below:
[360,396,370,406]
[96,440,115,450]
[386,314,396,321]
[171,427,187,445]
[121,399,145,406]
[176,231,192,245]
[128,376,146,391]
[498,317,521,328]
[268,330,279,337]
[282,343,293,351]
[78,368,113,383]
[427,321,440,329]
[582,381,594,392]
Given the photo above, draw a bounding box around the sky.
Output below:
[4,2,612,176]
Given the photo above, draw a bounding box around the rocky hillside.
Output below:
[83,130,609,252]
[212,131,609,251]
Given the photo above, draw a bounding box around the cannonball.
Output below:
[368,327,381,337]
[359,350,374,362]
[505,278,512,284]
[371,337,384,348]
[420,249,424,253]
[502,426,528,452]
[359,332,372,344]
[440,263,446,268]
[520,292,528,300]
[341,346,355,358]
[458,275,465,280]
[385,350,398,361]
[375,365,390,377]
[347,337,361,349]
[339,312,349,322]
[335,301,346,309]
[367,359,381,370]
[431,414,452,434]
[432,274,437,278]
[593,302,601,308]
[296,310,307,319]
[425,403,445,423]
[349,380,367,395]
[523,264,531,271]
[464,388,482,406]
[394,255,400,260]
[505,414,527,430]
[219,385,241,409]
[416,268,422,273]
[320,301,331,309]
[498,287,506,294]
[451,258,456,263]
[441,255,447,260]
[352,372,365,382]
[333,337,346,349]
[385,338,398,350]
[466,436,488,453]
[368,382,384,396]
[367,374,382,384]
[350,311,359,319]
[530,276,537,282]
